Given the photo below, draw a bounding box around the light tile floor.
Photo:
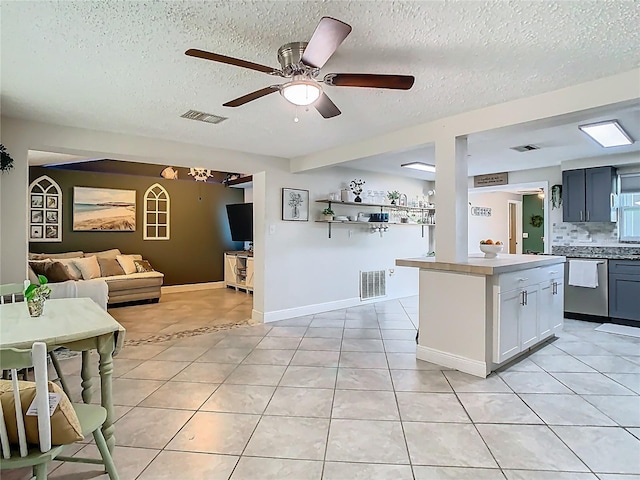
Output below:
[4,295,640,479]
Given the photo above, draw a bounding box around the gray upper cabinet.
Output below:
[563,169,586,222]
[562,166,616,222]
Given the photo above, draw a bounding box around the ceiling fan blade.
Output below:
[186,49,281,75]
[301,17,352,69]
[324,73,415,90]
[223,86,280,107]
[314,93,341,119]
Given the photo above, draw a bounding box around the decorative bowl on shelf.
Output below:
[479,244,503,258]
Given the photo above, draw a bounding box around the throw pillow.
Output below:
[43,261,75,283]
[98,257,125,277]
[0,380,83,445]
[72,256,101,280]
[84,249,121,259]
[115,254,137,275]
[56,258,83,280]
[28,260,52,277]
[134,259,154,273]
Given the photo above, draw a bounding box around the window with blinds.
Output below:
[619,173,640,242]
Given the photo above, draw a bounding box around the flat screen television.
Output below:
[226,203,253,242]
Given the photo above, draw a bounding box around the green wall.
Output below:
[29,167,245,285]
[522,194,544,253]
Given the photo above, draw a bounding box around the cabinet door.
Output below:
[563,169,586,222]
[520,287,539,350]
[538,282,553,339]
[224,254,236,286]
[246,258,254,289]
[496,289,522,364]
[609,273,640,321]
[551,281,564,333]
[585,167,615,222]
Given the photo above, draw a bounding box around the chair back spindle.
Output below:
[0,342,51,458]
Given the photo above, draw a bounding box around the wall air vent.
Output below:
[180,110,228,125]
[510,144,540,152]
[360,270,387,301]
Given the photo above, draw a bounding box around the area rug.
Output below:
[124,318,255,346]
[595,323,640,339]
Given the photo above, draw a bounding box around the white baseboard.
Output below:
[162,282,225,294]
[261,296,392,323]
[416,345,488,378]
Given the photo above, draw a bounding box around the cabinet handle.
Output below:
[580,211,583,221]
[586,210,590,221]
[524,290,528,306]
[552,281,557,295]
[610,193,615,208]
[521,291,526,306]
[549,271,558,275]
[518,278,528,282]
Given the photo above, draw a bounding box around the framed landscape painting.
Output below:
[73,186,136,231]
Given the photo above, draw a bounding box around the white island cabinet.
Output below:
[396,254,565,377]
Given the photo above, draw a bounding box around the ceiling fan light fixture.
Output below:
[401,162,436,173]
[281,77,322,106]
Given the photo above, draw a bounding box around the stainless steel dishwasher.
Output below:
[564,258,609,318]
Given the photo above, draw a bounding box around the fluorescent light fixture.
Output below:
[579,120,634,148]
[281,76,322,106]
[401,162,436,173]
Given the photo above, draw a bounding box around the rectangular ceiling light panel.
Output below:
[401,162,436,173]
[579,120,633,148]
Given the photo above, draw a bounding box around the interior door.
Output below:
[509,203,517,254]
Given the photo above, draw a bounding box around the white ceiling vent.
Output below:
[180,110,228,125]
[510,144,540,152]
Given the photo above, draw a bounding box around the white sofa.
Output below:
[28,249,164,306]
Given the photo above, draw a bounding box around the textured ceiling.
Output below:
[2,1,639,160]
[342,102,640,180]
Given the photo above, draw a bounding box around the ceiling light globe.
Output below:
[281,80,322,106]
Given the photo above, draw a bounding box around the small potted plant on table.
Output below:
[387,190,400,205]
[322,207,335,221]
[24,275,51,317]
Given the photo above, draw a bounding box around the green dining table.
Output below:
[0,297,125,452]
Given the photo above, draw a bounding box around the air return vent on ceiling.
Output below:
[360,270,387,300]
[180,110,228,124]
[510,144,540,152]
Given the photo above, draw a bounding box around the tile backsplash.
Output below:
[552,222,620,246]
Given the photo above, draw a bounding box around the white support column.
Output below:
[435,135,468,263]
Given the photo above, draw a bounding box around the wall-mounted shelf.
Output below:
[315,199,435,238]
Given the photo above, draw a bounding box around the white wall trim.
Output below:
[416,345,488,378]
[161,282,225,294]
[257,294,405,323]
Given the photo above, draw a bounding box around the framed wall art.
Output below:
[73,186,136,231]
[282,188,309,221]
[29,175,62,242]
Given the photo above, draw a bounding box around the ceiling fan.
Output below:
[185,16,415,119]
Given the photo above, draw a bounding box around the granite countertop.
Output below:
[552,245,640,261]
[396,254,565,275]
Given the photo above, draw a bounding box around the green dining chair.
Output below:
[0,342,119,479]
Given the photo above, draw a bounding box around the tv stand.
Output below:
[224,252,254,293]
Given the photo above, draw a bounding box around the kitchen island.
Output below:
[396,254,566,377]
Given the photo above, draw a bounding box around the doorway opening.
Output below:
[508,200,523,254]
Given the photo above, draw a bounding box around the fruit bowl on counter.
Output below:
[479,240,503,258]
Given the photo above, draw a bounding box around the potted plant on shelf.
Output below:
[321,207,335,221]
[387,190,400,205]
[24,275,51,317]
